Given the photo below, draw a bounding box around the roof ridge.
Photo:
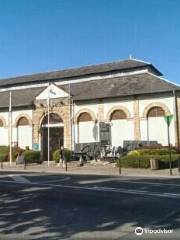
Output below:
[0,58,149,82]
[129,57,151,65]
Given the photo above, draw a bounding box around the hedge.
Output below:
[53,149,72,163]
[0,146,23,162]
[0,153,8,162]
[127,148,178,157]
[22,150,41,164]
[53,149,60,163]
[118,154,180,169]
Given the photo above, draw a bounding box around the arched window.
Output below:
[147,107,165,118]
[42,113,63,125]
[17,117,29,126]
[0,119,3,127]
[78,112,92,122]
[17,116,32,149]
[110,110,127,120]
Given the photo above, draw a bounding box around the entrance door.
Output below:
[41,127,64,161]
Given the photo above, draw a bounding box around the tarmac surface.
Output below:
[0,168,180,239]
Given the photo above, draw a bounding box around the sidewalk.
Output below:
[0,161,180,178]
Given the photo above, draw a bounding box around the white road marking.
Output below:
[1,179,180,199]
[8,174,30,183]
[79,177,119,184]
[79,177,180,187]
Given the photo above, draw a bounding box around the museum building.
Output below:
[0,58,180,159]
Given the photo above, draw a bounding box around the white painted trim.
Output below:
[0,69,148,93]
[147,71,180,87]
[129,57,151,65]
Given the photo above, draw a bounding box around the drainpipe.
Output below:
[72,98,76,151]
[68,82,72,151]
[173,90,180,151]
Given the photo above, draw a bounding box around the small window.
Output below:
[78,112,92,122]
[17,117,29,126]
[110,110,127,120]
[148,107,165,118]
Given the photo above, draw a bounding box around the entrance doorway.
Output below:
[41,113,64,161]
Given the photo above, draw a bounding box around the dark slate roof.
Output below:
[0,59,162,88]
[61,72,179,100]
[0,72,179,108]
[0,87,45,108]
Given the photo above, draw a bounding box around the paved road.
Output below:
[0,172,180,240]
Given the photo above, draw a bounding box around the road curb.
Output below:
[0,168,180,179]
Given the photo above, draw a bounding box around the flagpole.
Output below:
[47,82,50,167]
[9,91,12,166]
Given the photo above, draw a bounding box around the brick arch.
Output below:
[39,111,64,126]
[0,116,7,127]
[106,106,131,122]
[74,108,96,123]
[14,113,32,127]
[142,102,171,118]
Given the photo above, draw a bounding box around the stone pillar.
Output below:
[32,107,45,146]
[133,98,141,140]
[62,104,72,150]
[97,100,104,122]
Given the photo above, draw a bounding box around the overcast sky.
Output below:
[0,0,179,84]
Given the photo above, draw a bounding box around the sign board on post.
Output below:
[164,115,173,126]
[164,115,173,176]
[32,143,39,151]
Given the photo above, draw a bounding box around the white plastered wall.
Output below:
[74,102,99,144]
[104,99,134,147]
[77,122,98,143]
[73,99,134,146]
[111,120,134,147]
[74,96,176,147]
[0,127,8,145]
[0,109,33,149]
[139,96,175,146]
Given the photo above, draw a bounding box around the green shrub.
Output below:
[0,153,8,162]
[156,154,180,169]
[118,155,151,168]
[117,154,180,169]
[0,146,23,161]
[22,150,41,163]
[53,149,60,163]
[0,146,9,153]
[53,148,72,163]
[127,148,178,156]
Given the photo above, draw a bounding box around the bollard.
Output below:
[1,161,3,169]
[79,155,84,166]
[65,161,67,172]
